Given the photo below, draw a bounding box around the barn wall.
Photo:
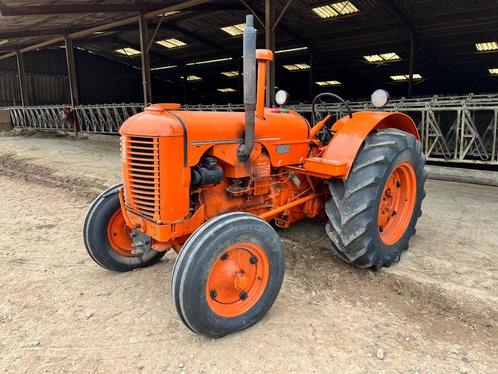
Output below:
[0,72,20,106]
[0,48,142,106]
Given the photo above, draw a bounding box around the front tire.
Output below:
[171,213,285,338]
[83,184,165,272]
[325,129,426,270]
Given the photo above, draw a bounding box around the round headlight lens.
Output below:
[371,89,390,108]
[275,90,289,106]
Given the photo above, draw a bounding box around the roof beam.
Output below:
[379,0,416,35]
[239,0,319,53]
[0,28,88,39]
[109,36,182,66]
[379,0,456,90]
[0,44,26,52]
[0,2,243,16]
[0,0,209,61]
[0,3,162,16]
[165,24,238,58]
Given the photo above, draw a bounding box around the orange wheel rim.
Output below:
[206,242,270,318]
[107,210,136,257]
[378,162,417,245]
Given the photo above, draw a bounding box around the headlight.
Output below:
[371,89,390,108]
[275,90,290,106]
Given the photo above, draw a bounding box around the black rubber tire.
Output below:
[171,212,285,338]
[83,184,165,272]
[325,129,426,270]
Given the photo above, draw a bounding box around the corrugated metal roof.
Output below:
[1,0,498,100]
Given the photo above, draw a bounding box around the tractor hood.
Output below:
[119,104,310,145]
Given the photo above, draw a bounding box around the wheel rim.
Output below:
[206,242,270,318]
[378,162,417,245]
[107,210,137,257]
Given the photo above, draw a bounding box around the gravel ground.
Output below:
[0,133,496,373]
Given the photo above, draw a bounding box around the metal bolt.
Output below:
[249,256,258,264]
[239,291,248,300]
[210,290,217,299]
[220,253,229,260]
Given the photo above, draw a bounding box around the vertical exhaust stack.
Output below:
[238,15,257,162]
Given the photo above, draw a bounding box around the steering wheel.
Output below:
[311,92,353,125]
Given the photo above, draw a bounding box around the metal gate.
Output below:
[3,94,498,165]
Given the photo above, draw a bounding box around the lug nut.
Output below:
[239,291,248,300]
[210,290,217,299]
[249,256,258,264]
[220,253,229,260]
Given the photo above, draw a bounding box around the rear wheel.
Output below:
[325,129,426,270]
[83,184,165,272]
[171,213,285,338]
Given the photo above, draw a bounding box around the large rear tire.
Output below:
[325,129,426,270]
[83,184,165,272]
[171,213,285,338]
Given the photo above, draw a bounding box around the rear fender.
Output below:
[303,111,419,179]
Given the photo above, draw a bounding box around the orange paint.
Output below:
[309,114,331,139]
[255,49,273,118]
[107,210,136,257]
[206,242,270,318]
[378,162,417,245]
[117,49,419,250]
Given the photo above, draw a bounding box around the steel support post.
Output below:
[64,34,80,132]
[492,110,497,162]
[408,33,415,98]
[265,0,276,107]
[139,14,152,105]
[308,52,314,103]
[15,50,27,106]
[183,66,188,104]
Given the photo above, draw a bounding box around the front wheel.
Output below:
[83,184,165,272]
[325,129,426,270]
[171,213,285,338]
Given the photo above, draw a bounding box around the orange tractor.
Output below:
[84,15,426,338]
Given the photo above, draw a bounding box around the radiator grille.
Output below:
[123,136,160,221]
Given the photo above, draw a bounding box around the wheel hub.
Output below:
[107,210,139,257]
[378,162,417,245]
[206,242,269,317]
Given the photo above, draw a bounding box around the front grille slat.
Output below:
[123,136,160,221]
[129,175,157,181]
[130,185,160,191]
[132,200,156,207]
[130,190,157,196]
[132,195,157,202]
[130,182,158,187]
[130,160,156,166]
[133,205,156,213]
[129,151,158,156]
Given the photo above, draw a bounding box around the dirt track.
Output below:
[0,133,497,373]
